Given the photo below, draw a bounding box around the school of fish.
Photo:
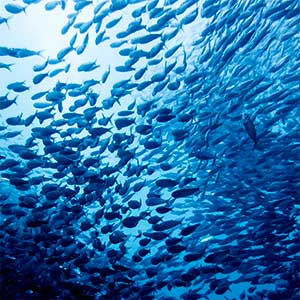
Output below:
[0,0,299,299]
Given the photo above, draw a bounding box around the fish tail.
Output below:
[38,50,46,58]
[252,139,259,150]
[108,113,114,125]
[5,19,10,29]
[13,96,18,105]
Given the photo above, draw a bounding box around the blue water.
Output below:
[0,0,299,299]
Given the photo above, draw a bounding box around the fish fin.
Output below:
[108,113,114,125]
[7,63,14,71]
[37,50,46,58]
[13,96,18,105]
[5,17,12,28]
[252,139,263,151]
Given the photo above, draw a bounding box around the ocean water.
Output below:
[0,0,299,299]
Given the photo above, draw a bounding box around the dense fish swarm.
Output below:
[0,0,300,299]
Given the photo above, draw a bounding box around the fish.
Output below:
[33,72,48,84]
[74,0,92,11]
[0,16,12,27]
[6,114,24,126]
[243,114,257,145]
[0,1,299,300]
[165,44,181,59]
[147,43,164,59]
[125,18,145,36]
[5,3,27,14]
[0,62,14,71]
[131,34,161,45]
[0,95,17,109]
[61,14,77,34]
[7,81,30,93]
[172,188,199,198]
[106,15,122,29]
[76,33,89,55]
[31,90,48,100]
[179,6,199,27]
[95,30,109,45]
[0,130,22,139]
[134,66,147,80]
[77,60,100,72]
[45,1,60,11]
[0,47,43,58]
[115,118,135,130]
[110,40,127,48]
[33,58,49,72]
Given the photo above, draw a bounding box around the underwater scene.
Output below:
[0,0,299,299]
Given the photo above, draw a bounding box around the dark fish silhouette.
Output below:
[243,113,257,145]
